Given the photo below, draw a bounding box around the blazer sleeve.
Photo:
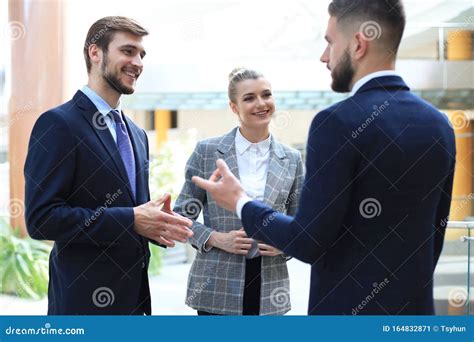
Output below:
[242,110,356,264]
[433,158,455,267]
[173,142,215,253]
[279,151,304,261]
[24,110,135,244]
[286,152,305,217]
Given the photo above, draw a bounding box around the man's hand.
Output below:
[206,228,253,255]
[258,243,283,257]
[134,193,193,247]
[192,159,245,212]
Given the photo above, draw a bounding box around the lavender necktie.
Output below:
[110,110,136,200]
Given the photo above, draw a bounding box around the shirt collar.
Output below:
[81,85,122,116]
[350,70,400,96]
[235,128,271,155]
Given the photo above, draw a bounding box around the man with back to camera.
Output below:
[24,16,193,315]
[193,0,456,315]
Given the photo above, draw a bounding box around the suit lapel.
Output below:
[262,138,288,208]
[216,127,240,181]
[75,91,135,203]
[216,128,289,208]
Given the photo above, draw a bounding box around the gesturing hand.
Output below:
[192,159,245,212]
[133,193,193,247]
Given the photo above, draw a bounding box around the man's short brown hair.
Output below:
[83,16,148,72]
[328,0,406,54]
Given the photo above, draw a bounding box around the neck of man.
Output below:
[349,57,396,92]
[239,125,270,143]
[87,75,121,108]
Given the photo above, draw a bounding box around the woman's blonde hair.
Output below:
[227,67,263,103]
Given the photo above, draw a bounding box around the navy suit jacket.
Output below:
[242,76,456,315]
[25,90,153,315]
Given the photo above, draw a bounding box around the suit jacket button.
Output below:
[142,262,146,269]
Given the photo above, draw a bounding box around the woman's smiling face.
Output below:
[230,77,275,131]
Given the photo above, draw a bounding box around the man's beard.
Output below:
[331,49,355,93]
[101,53,135,95]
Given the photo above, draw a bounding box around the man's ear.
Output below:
[88,44,102,66]
[353,32,369,61]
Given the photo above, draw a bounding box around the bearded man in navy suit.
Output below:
[25,16,192,315]
[193,0,456,315]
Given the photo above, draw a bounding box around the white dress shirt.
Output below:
[233,129,272,258]
[235,129,272,220]
[81,85,122,143]
[350,70,400,96]
[235,128,271,202]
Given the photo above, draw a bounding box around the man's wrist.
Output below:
[132,206,141,231]
[236,195,253,220]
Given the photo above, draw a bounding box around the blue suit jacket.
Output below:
[242,76,456,315]
[24,90,152,315]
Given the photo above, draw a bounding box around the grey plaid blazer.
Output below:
[174,127,304,315]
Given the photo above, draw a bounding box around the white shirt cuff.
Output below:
[236,195,253,220]
[202,233,213,252]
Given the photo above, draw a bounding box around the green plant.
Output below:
[149,130,198,201]
[147,130,198,274]
[148,242,163,276]
[0,218,51,299]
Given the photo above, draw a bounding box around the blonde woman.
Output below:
[174,68,304,315]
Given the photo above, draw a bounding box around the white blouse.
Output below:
[235,128,271,258]
[235,128,271,202]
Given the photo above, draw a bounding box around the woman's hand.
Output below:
[206,228,253,255]
[258,243,282,257]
